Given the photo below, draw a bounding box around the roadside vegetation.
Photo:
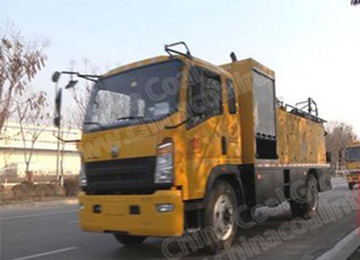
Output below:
[325,121,359,175]
[1,24,81,205]
[0,177,79,205]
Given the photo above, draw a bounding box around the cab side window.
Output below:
[187,67,222,128]
[226,79,236,114]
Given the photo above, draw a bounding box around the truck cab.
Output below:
[345,142,360,189]
[77,51,243,248]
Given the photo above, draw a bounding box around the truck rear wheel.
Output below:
[290,174,319,220]
[203,180,237,254]
[113,234,146,246]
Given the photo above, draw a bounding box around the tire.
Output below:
[203,180,237,254]
[290,174,319,220]
[349,182,355,190]
[113,234,146,246]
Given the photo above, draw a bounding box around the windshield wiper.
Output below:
[116,116,146,121]
[84,121,104,128]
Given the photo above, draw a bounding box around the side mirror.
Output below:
[52,71,61,83]
[54,88,62,128]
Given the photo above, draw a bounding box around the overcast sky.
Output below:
[2,0,360,135]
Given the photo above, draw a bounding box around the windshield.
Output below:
[346,146,360,162]
[84,59,183,132]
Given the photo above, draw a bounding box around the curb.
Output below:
[316,228,360,260]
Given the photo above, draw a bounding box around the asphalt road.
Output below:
[1,182,359,260]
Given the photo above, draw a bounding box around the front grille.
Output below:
[84,156,171,195]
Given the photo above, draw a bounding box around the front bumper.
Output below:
[78,190,184,237]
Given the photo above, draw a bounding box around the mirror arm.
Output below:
[61,71,100,82]
[53,134,80,143]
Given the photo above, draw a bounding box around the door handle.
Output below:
[221,136,227,155]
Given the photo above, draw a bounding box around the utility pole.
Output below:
[60,125,65,186]
[54,79,62,186]
[56,124,62,185]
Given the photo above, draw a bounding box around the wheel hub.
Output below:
[213,194,234,241]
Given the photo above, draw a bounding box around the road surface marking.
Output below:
[7,247,77,260]
[1,210,77,221]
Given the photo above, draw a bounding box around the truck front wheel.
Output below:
[203,180,237,254]
[290,174,319,220]
[113,234,147,246]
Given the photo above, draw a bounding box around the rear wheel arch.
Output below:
[290,172,319,219]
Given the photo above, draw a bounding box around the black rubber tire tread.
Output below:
[290,174,319,220]
[113,234,147,246]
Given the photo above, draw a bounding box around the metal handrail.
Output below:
[164,41,193,59]
[277,98,326,123]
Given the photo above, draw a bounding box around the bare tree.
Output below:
[325,121,358,171]
[0,25,48,132]
[67,58,100,128]
[16,91,50,176]
[57,117,75,180]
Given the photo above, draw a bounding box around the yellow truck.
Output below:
[345,142,360,189]
[53,42,331,253]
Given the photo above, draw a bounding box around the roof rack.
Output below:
[164,41,193,59]
[277,98,327,124]
[296,98,319,117]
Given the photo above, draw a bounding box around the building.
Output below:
[0,122,81,181]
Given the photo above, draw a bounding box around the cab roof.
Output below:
[102,55,232,78]
[348,142,360,148]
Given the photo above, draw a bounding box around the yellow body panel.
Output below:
[79,190,184,237]
[346,162,360,171]
[182,59,242,199]
[276,108,326,164]
[185,116,226,199]
[221,59,260,164]
[221,58,326,165]
[347,142,360,149]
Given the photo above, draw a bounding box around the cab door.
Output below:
[224,78,241,161]
[185,66,226,199]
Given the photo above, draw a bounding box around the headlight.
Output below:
[155,142,174,184]
[79,158,87,187]
[156,204,174,213]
